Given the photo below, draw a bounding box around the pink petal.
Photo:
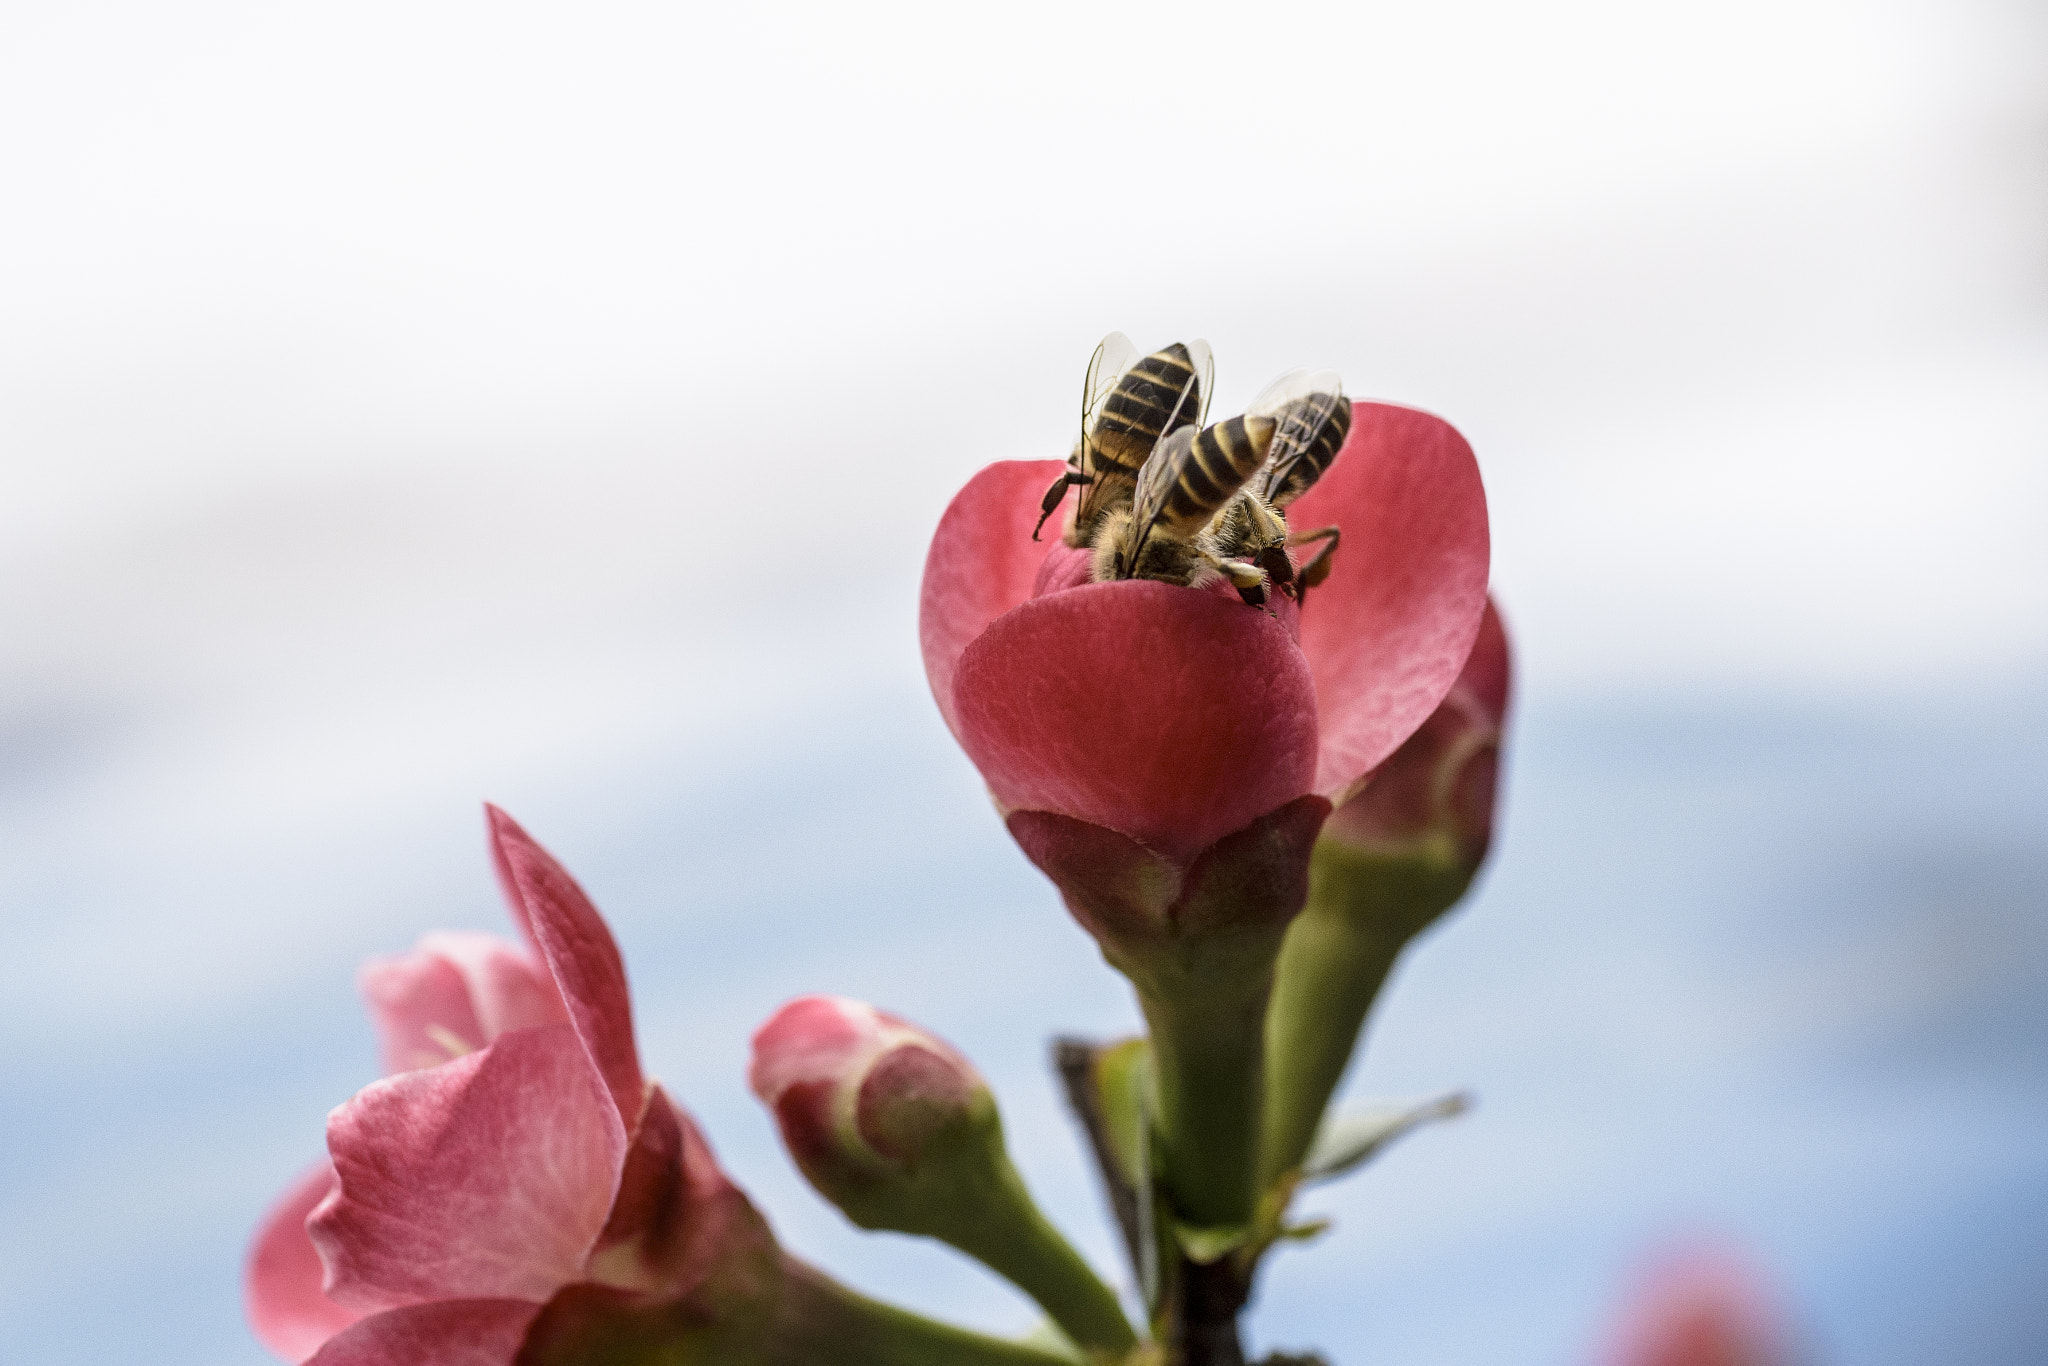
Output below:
[1032,541,1094,597]
[245,1161,363,1362]
[359,953,485,1075]
[1287,402,1491,801]
[309,1024,628,1311]
[919,459,1068,740]
[359,933,568,1076]
[952,580,1319,863]
[303,1299,540,1366]
[1032,538,1307,643]
[585,1086,777,1299]
[1323,594,1512,857]
[1462,595,1511,722]
[485,807,644,1130]
[745,996,874,1106]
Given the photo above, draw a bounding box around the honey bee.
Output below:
[1205,370,1351,605]
[1033,334,1214,546]
[1090,413,1276,597]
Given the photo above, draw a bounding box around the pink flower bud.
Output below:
[1322,596,1510,876]
[748,996,989,1192]
[749,998,1139,1357]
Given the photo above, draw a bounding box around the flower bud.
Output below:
[749,996,993,1207]
[750,997,1136,1356]
[1319,594,1508,885]
[1261,599,1511,1183]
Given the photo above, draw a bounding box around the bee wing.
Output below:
[1126,424,1198,561]
[1081,332,1139,443]
[1185,338,1215,428]
[1248,368,1348,507]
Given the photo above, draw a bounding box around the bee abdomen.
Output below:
[1094,344,1203,465]
[1265,393,1351,506]
[1161,414,1276,529]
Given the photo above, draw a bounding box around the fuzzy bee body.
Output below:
[1248,378,1350,510]
[1091,414,1276,593]
[1035,334,1213,546]
[1205,373,1352,603]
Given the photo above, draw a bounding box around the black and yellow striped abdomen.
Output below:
[1259,392,1352,507]
[1091,343,1205,471]
[1150,414,1276,534]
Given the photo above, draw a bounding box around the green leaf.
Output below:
[1300,1091,1471,1185]
[1019,1318,1086,1363]
[1170,1220,1252,1265]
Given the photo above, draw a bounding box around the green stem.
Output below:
[939,1155,1138,1356]
[1259,838,1472,1185]
[1259,905,1402,1184]
[764,1258,1080,1366]
[1138,968,1271,1231]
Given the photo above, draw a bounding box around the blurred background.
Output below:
[2,1,2043,1361]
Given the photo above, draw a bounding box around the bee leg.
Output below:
[1258,544,1296,597]
[1031,470,1091,541]
[1217,557,1268,608]
[1287,525,1341,607]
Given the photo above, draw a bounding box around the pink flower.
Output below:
[919,401,1491,952]
[245,807,776,1365]
[1600,1247,1793,1366]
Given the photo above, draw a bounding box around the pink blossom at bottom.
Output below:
[245,807,774,1365]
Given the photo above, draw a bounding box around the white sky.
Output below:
[1,0,2043,989]
[1,6,2044,1360]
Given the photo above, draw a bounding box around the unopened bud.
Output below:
[1321,596,1508,885]
[1262,599,1513,1182]
[749,996,992,1211]
[749,996,1136,1356]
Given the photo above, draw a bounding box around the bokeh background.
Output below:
[3,2,2044,1361]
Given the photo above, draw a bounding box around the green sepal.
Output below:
[1169,1220,1253,1266]
[1092,1038,1154,1192]
[1300,1092,1471,1185]
[1084,1037,1163,1312]
[1019,1318,1086,1363]
[1273,1218,1330,1244]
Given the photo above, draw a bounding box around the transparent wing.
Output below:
[1082,331,1139,438]
[1247,367,1324,416]
[1127,423,1196,560]
[1184,338,1215,428]
[1248,367,1347,506]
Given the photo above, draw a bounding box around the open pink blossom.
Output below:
[245,806,776,1364]
[919,401,1490,954]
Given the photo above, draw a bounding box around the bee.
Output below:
[1205,370,1351,605]
[1033,334,1214,546]
[1090,413,1277,598]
